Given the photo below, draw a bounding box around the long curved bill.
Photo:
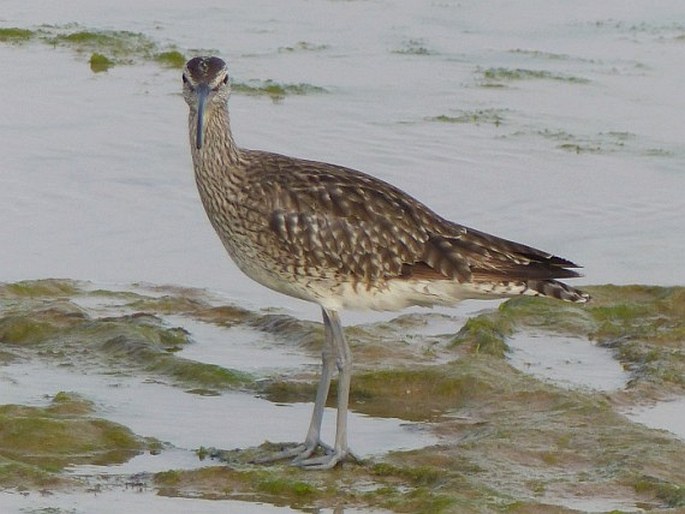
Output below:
[195,84,210,150]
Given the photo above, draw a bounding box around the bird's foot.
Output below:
[292,444,361,469]
[251,440,360,469]
[294,448,350,470]
[250,439,331,464]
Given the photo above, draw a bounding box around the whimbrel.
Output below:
[182,56,589,469]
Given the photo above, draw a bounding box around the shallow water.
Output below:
[0,490,300,514]
[625,397,685,441]
[2,489,392,514]
[508,332,685,443]
[507,331,630,392]
[167,314,321,374]
[0,348,437,459]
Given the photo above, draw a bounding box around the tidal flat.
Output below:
[2,1,685,511]
[0,279,682,513]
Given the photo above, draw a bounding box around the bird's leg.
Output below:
[297,308,353,469]
[253,307,336,464]
[289,308,338,462]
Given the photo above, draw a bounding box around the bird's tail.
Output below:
[525,279,590,303]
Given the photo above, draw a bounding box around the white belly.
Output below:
[307,278,514,312]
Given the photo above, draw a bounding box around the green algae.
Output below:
[156,466,321,505]
[0,315,61,346]
[56,30,133,45]
[0,24,201,73]
[148,355,251,391]
[349,363,492,420]
[535,128,636,154]
[0,392,147,486]
[249,313,323,349]
[1,279,81,298]
[89,52,113,72]
[0,299,87,346]
[260,378,317,405]
[255,474,317,498]
[450,314,513,357]
[632,475,685,507]
[428,109,506,126]
[126,292,252,326]
[392,39,434,56]
[50,391,96,416]
[0,459,67,491]
[0,27,35,42]
[47,29,157,62]
[97,313,192,350]
[479,67,590,87]
[155,50,186,68]
[232,80,328,102]
[509,49,585,62]
[370,462,444,487]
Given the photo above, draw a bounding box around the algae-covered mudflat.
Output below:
[2,0,685,512]
[0,280,683,512]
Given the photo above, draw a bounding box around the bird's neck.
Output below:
[190,106,244,186]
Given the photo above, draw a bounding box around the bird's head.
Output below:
[182,56,230,150]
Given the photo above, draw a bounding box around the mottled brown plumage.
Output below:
[181,56,589,468]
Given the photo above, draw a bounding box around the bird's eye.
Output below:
[211,75,228,92]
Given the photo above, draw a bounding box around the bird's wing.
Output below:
[239,151,581,283]
[239,152,434,280]
[419,229,582,283]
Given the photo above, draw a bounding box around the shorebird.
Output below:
[181,56,589,469]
